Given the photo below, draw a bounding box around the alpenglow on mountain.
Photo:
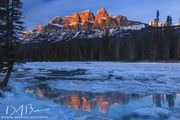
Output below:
[33,8,143,32]
[22,8,146,43]
[19,8,180,61]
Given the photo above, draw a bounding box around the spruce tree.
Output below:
[154,10,160,22]
[0,0,7,45]
[0,0,24,87]
[166,16,172,25]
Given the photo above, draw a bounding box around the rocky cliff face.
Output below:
[50,16,63,25]
[115,16,127,26]
[79,10,95,31]
[23,9,147,43]
[79,10,95,24]
[63,11,95,31]
[94,8,109,29]
[33,8,137,32]
[64,13,81,31]
[34,25,44,32]
[44,23,63,32]
[93,8,127,29]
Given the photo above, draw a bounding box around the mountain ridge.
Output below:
[18,8,180,61]
[32,8,142,32]
[21,8,149,44]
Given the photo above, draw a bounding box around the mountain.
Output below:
[94,8,127,30]
[23,8,146,43]
[18,7,180,61]
[45,8,128,31]
[16,8,180,61]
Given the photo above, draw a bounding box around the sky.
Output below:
[22,0,180,30]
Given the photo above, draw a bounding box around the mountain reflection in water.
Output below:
[25,84,177,114]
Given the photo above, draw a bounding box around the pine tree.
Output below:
[0,0,7,45]
[9,0,24,45]
[154,10,160,22]
[166,16,172,25]
[0,0,24,87]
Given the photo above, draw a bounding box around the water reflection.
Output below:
[152,94,176,108]
[25,84,177,114]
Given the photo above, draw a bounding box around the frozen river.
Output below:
[1,62,180,120]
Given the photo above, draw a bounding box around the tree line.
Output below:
[17,26,180,61]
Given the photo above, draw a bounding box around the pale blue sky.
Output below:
[22,0,180,30]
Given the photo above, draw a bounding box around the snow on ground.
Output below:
[0,62,180,120]
[121,24,146,31]
[19,62,180,94]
